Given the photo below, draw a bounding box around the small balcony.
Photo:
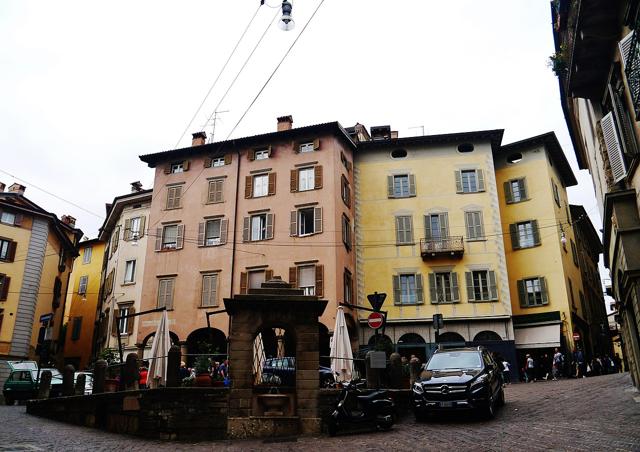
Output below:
[420,236,464,260]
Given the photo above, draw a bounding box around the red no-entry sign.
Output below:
[573,332,581,341]
[368,312,384,329]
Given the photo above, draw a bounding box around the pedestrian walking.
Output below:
[613,353,623,373]
[526,354,535,383]
[502,359,511,384]
[552,348,563,380]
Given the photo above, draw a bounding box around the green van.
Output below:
[2,361,63,405]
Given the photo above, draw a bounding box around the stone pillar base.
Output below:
[227,416,302,439]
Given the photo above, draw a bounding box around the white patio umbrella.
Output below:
[148,310,170,388]
[330,306,353,382]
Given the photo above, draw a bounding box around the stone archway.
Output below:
[473,330,502,342]
[186,328,227,367]
[438,331,466,343]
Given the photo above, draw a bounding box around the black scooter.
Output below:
[328,379,396,436]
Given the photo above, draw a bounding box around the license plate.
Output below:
[440,401,453,408]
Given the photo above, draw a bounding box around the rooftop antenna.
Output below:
[409,126,425,137]
[205,110,230,143]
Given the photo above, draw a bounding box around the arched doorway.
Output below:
[186,328,227,367]
[141,331,180,361]
[397,333,427,362]
[437,331,465,344]
[473,330,502,342]
[368,334,393,356]
[253,326,296,387]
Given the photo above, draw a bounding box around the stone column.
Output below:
[123,353,140,390]
[166,345,181,387]
[389,352,402,389]
[93,359,107,394]
[62,364,75,396]
[37,370,52,399]
[74,373,86,396]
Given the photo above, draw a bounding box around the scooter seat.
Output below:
[356,392,381,403]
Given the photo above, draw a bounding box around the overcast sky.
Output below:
[0,1,609,289]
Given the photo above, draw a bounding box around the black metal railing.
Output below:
[420,236,464,257]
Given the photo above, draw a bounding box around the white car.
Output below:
[73,372,93,395]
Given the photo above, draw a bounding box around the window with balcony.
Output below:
[388,174,416,198]
[455,169,485,193]
[428,271,459,303]
[425,213,448,240]
[510,220,540,249]
[465,270,498,302]
[517,277,548,307]
[392,273,424,305]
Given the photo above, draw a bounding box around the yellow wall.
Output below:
[63,241,105,369]
[356,140,512,340]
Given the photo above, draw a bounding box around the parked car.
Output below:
[74,372,93,395]
[261,357,335,387]
[412,346,504,420]
[3,361,63,405]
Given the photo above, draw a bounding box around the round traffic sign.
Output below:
[368,312,384,329]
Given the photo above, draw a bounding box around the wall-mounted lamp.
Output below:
[279,0,295,31]
[560,231,567,246]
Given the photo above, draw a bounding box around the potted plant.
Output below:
[194,356,211,387]
[99,348,120,392]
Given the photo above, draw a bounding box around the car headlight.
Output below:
[413,383,424,394]
[470,375,488,390]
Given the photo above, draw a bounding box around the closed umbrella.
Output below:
[148,310,170,388]
[330,306,353,382]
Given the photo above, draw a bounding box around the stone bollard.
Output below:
[37,370,52,399]
[166,344,181,387]
[389,352,402,389]
[74,373,86,396]
[93,359,107,394]
[409,356,422,387]
[123,353,140,390]
[365,351,380,389]
[63,364,75,396]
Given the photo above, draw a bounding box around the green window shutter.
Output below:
[504,181,513,203]
[455,171,463,193]
[290,211,297,236]
[198,222,205,247]
[540,277,548,304]
[407,216,414,243]
[409,174,416,196]
[428,273,437,303]
[392,275,401,304]
[509,223,520,250]
[219,219,228,245]
[424,215,432,240]
[532,220,541,245]
[387,176,395,198]
[242,217,250,242]
[488,271,498,300]
[517,280,526,307]
[465,212,473,239]
[440,213,449,238]
[416,274,424,303]
[451,272,460,301]
[477,211,484,238]
[465,272,475,301]
[519,178,527,199]
[477,169,485,191]
[395,217,403,244]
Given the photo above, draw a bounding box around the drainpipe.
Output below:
[230,140,240,299]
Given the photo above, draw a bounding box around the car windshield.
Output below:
[31,369,63,380]
[426,351,482,370]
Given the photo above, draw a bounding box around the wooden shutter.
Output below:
[451,272,460,302]
[290,211,297,236]
[290,169,298,192]
[440,213,449,238]
[465,272,475,301]
[111,227,119,253]
[215,179,223,202]
[314,165,323,189]
[266,213,274,239]
[268,173,276,195]
[465,212,474,239]
[176,224,184,250]
[531,220,541,245]
[293,141,300,153]
[265,269,273,281]
[225,154,232,165]
[289,267,297,287]
[183,160,190,171]
[488,271,498,300]
[164,165,171,174]
[7,241,17,262]
[504,181,513,203]
[155,227,162,251]
[509,223,520,250]
[455,171,463,193]
[517,279,526,306]
[519,179,527,199]
[313,138,321,150]
[315,264,324,297]
[0,275,10,300]
[126,308,135,334]
[416,274,424,303]
[220,219,228,245]
[600,112,627,182]
[409,174,416,196]
[202,275,212,307]
[314,207,322,234]
[124,218,131,241]
[166,279,175,309]
[245,176,252,198]
[207,181,216,203]
[13,214,22,226]
[428,273,437,303]
[540,277,549,304]
[139,216,146,238]
[242,217,250,242]
[240,272,248,294]
[198,222,205,246]
[395,217,403,244]
[204,157,212,168]
[620,31,634,68]
[477,169,485,191]
[248,150,255,161]
[424,215,432,240]
[392,275,400,304]
[112,309,119,336]
[387,176,394,198]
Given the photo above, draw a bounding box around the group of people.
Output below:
[519,348,623,382]
[179,358,230,382]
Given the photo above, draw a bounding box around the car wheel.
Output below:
[483,399,496,419]
[497,388,505,407]
[4,397,14,406]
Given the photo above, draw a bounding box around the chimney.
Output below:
[130,181,143,193]
[8,183,26,195]
[277,115,293,132]
[192,131,207,146]
[0,182,5,192]
[61,215,76,227]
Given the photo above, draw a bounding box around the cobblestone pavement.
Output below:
[1,373,639,451]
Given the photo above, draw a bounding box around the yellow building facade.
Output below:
[63,239,105,370]
[0,183,82,389]
[355,129,516,365]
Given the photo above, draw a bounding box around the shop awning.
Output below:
[514,324,561,349]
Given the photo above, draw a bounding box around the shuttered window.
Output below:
[387,174,416,198]
[620,31,634,68]
[392,273,423,305]
[428,272,459,303]
[0,239,16,262]
[0,274,10,301]
[82,246,92,264]
[341,175,351,207]
[207,179,224,203]
[600,112,628,182]
[509,220,540,249]
[166,186,182,209]
[465,270,498,302]
[157,278,175,309]
[201,273,219,307]
[299,265,316,295]
[465,211,484,240]
[517,277,548,307]
[570,240,579,267]
[455,169,485,193]
[244,214,274,241]
[504,178,527,203]
[198,218,228,246]
[395,216,414,244]
[424,213,448,240]
[71,317,82,340]
[342,214,351,250]
[343,270,353,304]
[157,224,184,250]
[78,275,88,295]
[298,168,314,191]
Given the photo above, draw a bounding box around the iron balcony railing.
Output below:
[420,236,464,258]
[627,16,640,119]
